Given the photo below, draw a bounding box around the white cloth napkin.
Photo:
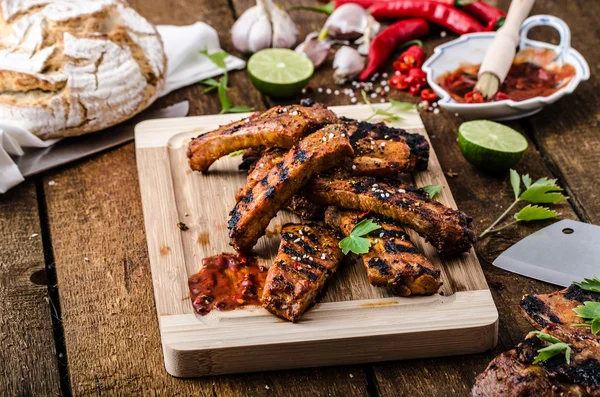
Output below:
[0,22,245,194]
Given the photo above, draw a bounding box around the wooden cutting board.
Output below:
[135,104,498,378]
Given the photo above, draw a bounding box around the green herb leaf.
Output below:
[522,173,532,188]
[374,109,401,121]
[288,2,334,14]
[388,99,415,110]
[361,90,372,106]
[422,184,442,199]
[200,49,229,69]
[592,318,600,334]
[510,169,521,199]
[351,219,381,237]
[226,106,255,113]
[514,205,560,222]
[530,331,572,365]
[339,219,381,255]
[519,177,568,203]
[573,277,600,293]
[203,85,218,94]
[218,81,232,114]
[228,150,244,157]
[200,78,220,87]
[573,301,600,335]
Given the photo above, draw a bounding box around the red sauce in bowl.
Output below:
[437,49,576,103]
[188,253,267,315]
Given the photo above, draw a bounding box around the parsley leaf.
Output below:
[519,177,568,203]
[422,184,442,199]
[522,173,533,188]
[514,205,560,221]
[228,150,244,157]
[530,331,572,365]
[573,301,600,334]
[200,49,228,69]
[510,169,521,199]
[339,219,381,255]
[573,277,600,293]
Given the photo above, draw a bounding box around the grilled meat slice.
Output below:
[324,207,440,296]
[187,102,338,172]
[472,324,600,396]
[521,284,600,331]
[229,125,354,252]
[262,223,344,322]
[346,120,430,176]
[236,148,286,202]
[285,193,325,220]
[238,147,265,171]
[310,172,475,254]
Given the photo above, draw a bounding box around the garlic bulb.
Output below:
[333,46,365,84]
[295,32,331,68]
[324,3,377,40]
[231,0,298,54]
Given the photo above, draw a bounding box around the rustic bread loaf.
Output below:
[0,0,167,139]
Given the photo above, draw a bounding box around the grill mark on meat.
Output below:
[314,173,475,254]
[228,125,354,252]
[565,285,600,303]
[262,223,344,322]
[324,206,441,296]
[240,190,253,204]
[187,103,337,172]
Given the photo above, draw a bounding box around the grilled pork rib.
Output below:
[262,223,344,322]
[229,125,354,252]
[521,284,600,331]
[310,172,475,254]
[324,207,441,296]
[187,103,337,172]
[472,324,600,396]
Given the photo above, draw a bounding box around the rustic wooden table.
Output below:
[1,0,597,395]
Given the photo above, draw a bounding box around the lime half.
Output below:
[458,120,528,172]
[247,49,314,98]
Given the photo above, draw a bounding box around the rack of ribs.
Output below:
[228,124,354,252]
[187,102,338,172]
[324,207,440,296]
[310,172,475,255]
[262,223,344,322]
[471,323,600,396]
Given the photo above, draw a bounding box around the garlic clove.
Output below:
[231,6,261,53]
[247,5,273,53]
[295,32,331,68]
[333,46,365,84]
[324,3,370,40]
[265,0,299,49]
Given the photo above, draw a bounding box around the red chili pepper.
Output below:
[334,0,462,8]
[359,18,430,81]
[464,91,484,103]
[409,84,423,96]
[393,61,411,73]
[420,88,438,102]
[390,74,409,90]
[369,1,484,35]
[398,44,425,69]
[493,92,509,101]
[462,1,506,31]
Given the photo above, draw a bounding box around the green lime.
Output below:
[247,49,314,98]
[458,120,528,172]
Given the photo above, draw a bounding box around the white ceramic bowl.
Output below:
[422,15,590,120]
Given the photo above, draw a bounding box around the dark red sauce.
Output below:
[437,49,576,103]
[188,253,267,315]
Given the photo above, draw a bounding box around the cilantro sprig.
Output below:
[199,50,254,114]
[530,331,572,365]
[574,277,600,293]
[422,184,442,199]
[361,91,414,122]
[339,219,381,255]
[572,301,600,334]
[479,169,568,238]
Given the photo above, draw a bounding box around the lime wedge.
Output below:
[247,49,314,98]
[458,120,528,172]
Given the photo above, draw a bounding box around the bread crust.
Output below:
[0,0,167,139]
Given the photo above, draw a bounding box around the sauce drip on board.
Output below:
[437,49,576,103]
[188,253,267,315]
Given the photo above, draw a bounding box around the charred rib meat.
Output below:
[229,125,354,252]
[324,207,441,296]
[310,172,475,254]
[187,103,337,172]
[262,223,344,322]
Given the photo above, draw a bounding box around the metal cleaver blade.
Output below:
[15,100,190,178]
[493,219,600,287]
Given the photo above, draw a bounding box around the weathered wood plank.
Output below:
[0,182,61,396]
[40,0,369,394]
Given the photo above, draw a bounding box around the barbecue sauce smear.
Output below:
[189,253,267,315]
